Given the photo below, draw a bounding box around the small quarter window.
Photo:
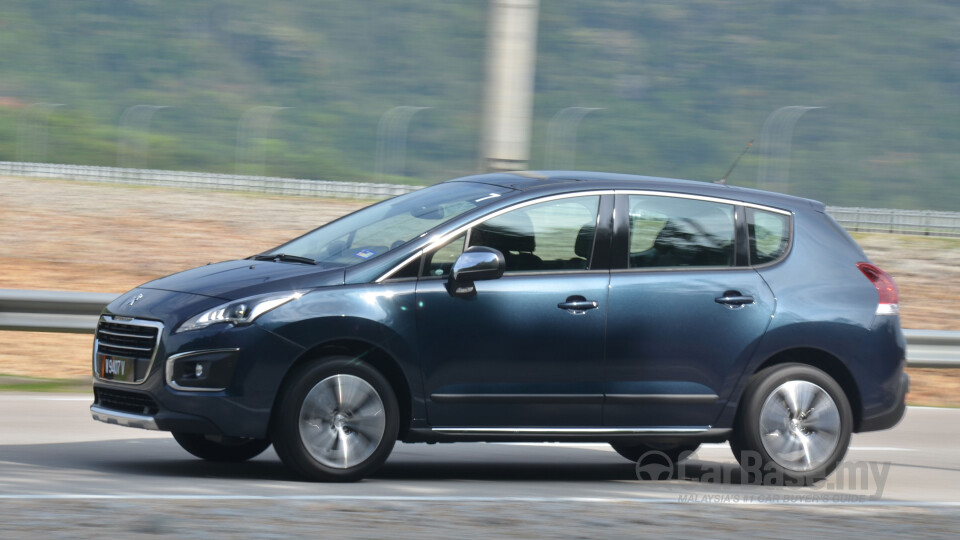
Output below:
[389,255,422,280]
[422,233,467,278]
[748,208,790,265]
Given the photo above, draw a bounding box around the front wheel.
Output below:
[172,432,271,462]
[271,357,399,482]
[731,363,853,485]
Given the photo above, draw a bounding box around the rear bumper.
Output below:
[858,371,909,432]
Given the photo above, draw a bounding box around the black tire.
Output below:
[731,363,853,486]
[172,432,271,462]
[610,442,699,464]
[271,356,399,482]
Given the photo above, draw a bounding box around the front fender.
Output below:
[256,282,424,420]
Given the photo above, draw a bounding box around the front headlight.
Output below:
[176,292,303,333]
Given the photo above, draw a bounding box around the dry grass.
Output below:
[1,175,957,406]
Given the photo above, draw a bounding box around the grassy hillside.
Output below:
[0,0,958,209]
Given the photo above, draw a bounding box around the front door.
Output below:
[416,194,612,427]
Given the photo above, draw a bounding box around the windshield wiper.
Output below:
[252,253,317,265]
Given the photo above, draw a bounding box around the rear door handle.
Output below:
[558,295,599,313]
[715,291,754,306]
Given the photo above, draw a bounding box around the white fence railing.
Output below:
[0,161,418,200]
[2,161,958,236]
[827,206,960,237]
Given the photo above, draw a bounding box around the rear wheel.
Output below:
[172,432,271,462]
[731,363,852,485]
[271,357,399,482]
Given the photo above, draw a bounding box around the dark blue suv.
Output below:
[91,171,907,484]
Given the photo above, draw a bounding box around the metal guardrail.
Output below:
[0,289,118,334]
[3,161,959,237]
[902,330,960,369]
[0,289,957,368]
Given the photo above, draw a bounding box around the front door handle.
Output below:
[715,290,755,307]
[558,295,599,313]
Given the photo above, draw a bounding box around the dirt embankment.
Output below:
[1,175,957,405]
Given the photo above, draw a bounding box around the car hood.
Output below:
[138,260,346,300]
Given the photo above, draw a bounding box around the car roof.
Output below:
[448,171,824,212]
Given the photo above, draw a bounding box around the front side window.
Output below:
[627,195,735,268]
[423,195,601,276]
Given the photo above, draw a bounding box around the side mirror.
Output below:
[447,246,505,296]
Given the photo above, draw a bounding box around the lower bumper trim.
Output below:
[90,405,160,431]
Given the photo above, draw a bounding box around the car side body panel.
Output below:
[89,171,907,469]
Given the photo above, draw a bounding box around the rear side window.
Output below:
[627,195,736,268]
[748,208,791,265]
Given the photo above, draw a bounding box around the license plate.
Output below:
[98,354,135,382]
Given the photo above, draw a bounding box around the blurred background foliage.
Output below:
[0,0,957,209]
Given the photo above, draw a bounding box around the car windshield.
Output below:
[263,182,511,267]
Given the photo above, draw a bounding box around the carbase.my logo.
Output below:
[635,449,891,497]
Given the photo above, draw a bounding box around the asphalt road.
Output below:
[1,394,958,538]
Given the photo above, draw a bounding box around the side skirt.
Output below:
[402,426,731,444]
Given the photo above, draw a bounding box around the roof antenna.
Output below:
[716,139,753,185]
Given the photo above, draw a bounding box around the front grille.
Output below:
[95,387,159,416]
[94,317,163,384]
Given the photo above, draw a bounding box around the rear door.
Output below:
[603,193,776,428]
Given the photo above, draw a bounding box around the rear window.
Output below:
[748,208,791,265]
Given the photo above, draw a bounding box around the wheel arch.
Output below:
[750,347,864,432]
[271,339,414,439]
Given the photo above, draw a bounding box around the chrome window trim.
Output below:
[92,316,164,386]
[418,268,611,281]
[165,348,240,392]
[615,189,793,216]
[376,190,612,283]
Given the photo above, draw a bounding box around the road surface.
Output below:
[1,394,957,538]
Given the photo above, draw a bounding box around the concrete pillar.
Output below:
[481,0,540,172]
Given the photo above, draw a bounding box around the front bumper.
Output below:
[91,316,305,439]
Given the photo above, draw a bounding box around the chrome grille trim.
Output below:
[92,316,164,385]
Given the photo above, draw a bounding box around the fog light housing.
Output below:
[165,349,239,392]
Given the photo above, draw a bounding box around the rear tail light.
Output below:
[857,262,899,315]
